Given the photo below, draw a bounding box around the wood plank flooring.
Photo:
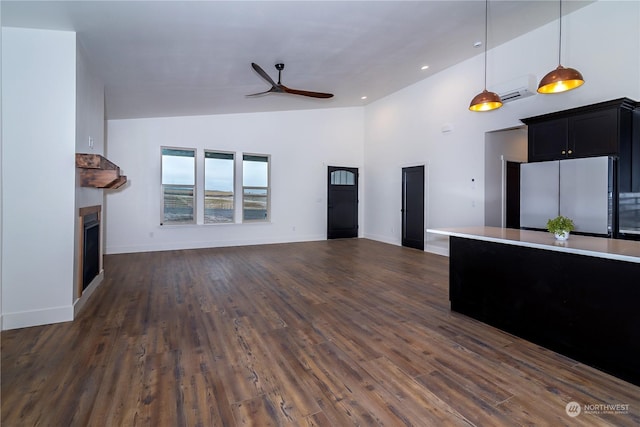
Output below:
[2,238,639,426]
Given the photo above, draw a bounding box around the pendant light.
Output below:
[469,0,502,112]
[537,0,584,94]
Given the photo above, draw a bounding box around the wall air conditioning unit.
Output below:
[489,74,537,104]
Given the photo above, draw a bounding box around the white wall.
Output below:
[75,42,105,208]
[0,6,4,331]
[484,128,527,228]
[105,107,364,254]
[74,41,105,302]
[363,1,640,247]
[1,27,77,329]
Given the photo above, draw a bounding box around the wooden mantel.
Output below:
[76,153,127,189]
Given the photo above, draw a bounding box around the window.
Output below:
[242,154,270,221]
[161,147,195,225]
[330,169,355,185]
[204,151,235,224]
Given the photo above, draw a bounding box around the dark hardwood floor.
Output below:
[2,239,639,426]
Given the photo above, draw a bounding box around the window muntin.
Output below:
[330,169,355,185]
[242,154,270,221]
[204,151,235,224]
[161,147,196,225]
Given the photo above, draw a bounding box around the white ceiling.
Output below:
[2,0,593,120]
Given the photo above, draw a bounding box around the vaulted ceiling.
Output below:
[2,1,593,120]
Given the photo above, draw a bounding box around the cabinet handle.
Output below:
[568,149,573,154]
[561,150,566,154]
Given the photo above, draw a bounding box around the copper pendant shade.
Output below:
[538,65,584,94]
[469,89,503,112]
[537,0,584,94]
[469,0,502,112]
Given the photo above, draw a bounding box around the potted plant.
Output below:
[546,215,575,240]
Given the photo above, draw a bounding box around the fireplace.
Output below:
[79,205,102,295]
[83,213,100,290]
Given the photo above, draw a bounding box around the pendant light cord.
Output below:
[483,0,488,89]
[558,0,563,65]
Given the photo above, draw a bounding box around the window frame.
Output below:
[203,150,236,224]
[160,146,197,226]
[242,153,271,223]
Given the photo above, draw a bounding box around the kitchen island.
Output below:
[427,226,640,386]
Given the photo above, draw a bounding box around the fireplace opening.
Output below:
[82,211,100,290]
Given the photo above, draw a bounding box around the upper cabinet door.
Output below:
[527,118,568,162]
[569,108,619,158]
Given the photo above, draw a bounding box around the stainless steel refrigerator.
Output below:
[520,156,614,236]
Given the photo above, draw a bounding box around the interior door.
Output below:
[327,166,358,239]
[402,165,425,250]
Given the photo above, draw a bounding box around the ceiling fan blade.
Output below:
[245,86,280,97]
[251,63,278,87]
[281,86,334,99]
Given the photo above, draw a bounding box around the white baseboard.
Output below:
[106,234,326,254]
[1,305,73,331]
[362,233,400,246]
[74,271,104,316]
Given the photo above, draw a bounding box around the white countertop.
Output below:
[427,226,640,264]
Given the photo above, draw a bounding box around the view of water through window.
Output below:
[161,149,269,224]
[162,148,195,224]
[205,152,235,223]
[243,155,269,221]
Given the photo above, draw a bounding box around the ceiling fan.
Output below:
[247,63,334,99]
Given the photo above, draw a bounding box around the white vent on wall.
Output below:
[489,74,537,104]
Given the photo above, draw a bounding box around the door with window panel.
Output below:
[327,166,358,239]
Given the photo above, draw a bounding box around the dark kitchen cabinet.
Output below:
[569,108,619,158]
[527,117,567,161]
[522,98,637,192]
[522,98,635,163]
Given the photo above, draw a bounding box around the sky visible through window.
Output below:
[162,152,267,191]
[162,155,194,185]
[243,159,268,187]
[205,158,234,191]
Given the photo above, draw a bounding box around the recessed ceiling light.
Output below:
[421,65,429,70]
[361,96,368,100]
